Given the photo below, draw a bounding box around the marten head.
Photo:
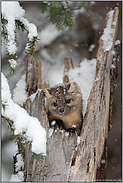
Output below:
[44,82,82,117]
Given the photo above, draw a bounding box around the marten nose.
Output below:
[59,107,64,113]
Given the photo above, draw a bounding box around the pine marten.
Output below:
[44,82,83,135]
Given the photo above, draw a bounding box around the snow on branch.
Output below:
[1,73,46,156]
[1,1,38,73]
[13,74,27,105]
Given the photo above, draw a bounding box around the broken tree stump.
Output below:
[23,55,78,182]
[21,7,119,182]
[71,7,119,182]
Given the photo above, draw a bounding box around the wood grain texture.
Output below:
[71,8,119,182]
[26,55,42,96]
[23,7,119,182]
[63,57,73,83]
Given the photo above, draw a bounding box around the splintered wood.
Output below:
[63,57,73,83]
[23,55,78,181]
[26,55,42,96]
[71,8,119,182]
[26,55,49,95]
[22,7,119,182]
[109,43,120,131]
[96,8,119,74]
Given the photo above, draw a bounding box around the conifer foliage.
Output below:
[40,1,73,30]
[1,2,38,74]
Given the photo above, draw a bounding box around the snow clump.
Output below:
[13,74,27,105]
[2,73,46,156]
[1,1,38,55]
[101,10,115,52]
[68,58,96,115]
[8,59,17,69]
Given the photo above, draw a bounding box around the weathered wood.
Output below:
[96,8,119,74]
[96,138,108,180]
[26,55,42,96]
[23,55,78,182]
[39,56,78,181]
[24,56,49,181]
[63,57,73,83]
[71,8,119,182]
[23,90,49,181]
[24,94,79,181]
[22,7,119,182]
[39,131,78,182]
[108,43,120,131]
[41,81,50,91]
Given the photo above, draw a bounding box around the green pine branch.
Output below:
[1,13,39,75]
[25,36,39,55]
[1,15,8,43]
[2,115,25,159]
[40,1,74,30]
[15,20,26,32]
[2,114,46,161]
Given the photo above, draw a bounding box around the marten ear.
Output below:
[44,89,51,98]
[68,82,81,93]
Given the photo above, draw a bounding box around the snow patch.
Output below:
[13,74,27,105]
[77,136,80,145]
[115,39,120,45]
[20,17,38,40]
[48,128,54,138]
[65,131,69,137]
[10,172,24,182]
[111,64,116,69]
[15,154,24,172]
[59,129,65,133]
[8,59,17,69]
[29,89,42,103]
[68,58,96,115]
[101,159,105,164]
[51,120,56,126]
[2,73,11,103]
[2,2,25,55]
[101,10,114,52]
[2,1,25,20]
[69,166,75,181]
[89,44,95,52]
[71,125,76,128]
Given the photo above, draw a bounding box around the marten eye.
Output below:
[66,99,71,103]
[54,102,57,107]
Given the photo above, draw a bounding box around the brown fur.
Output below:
[45,82,83,134]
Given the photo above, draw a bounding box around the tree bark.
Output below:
[23,55,78,182]
[63,57,73,83]
[22,7,119,182]
[71,7,119,182]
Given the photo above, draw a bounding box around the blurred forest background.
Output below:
[1,1,122,181]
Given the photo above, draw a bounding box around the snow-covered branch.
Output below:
[1,1,38,73]
[1,73,46,156]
